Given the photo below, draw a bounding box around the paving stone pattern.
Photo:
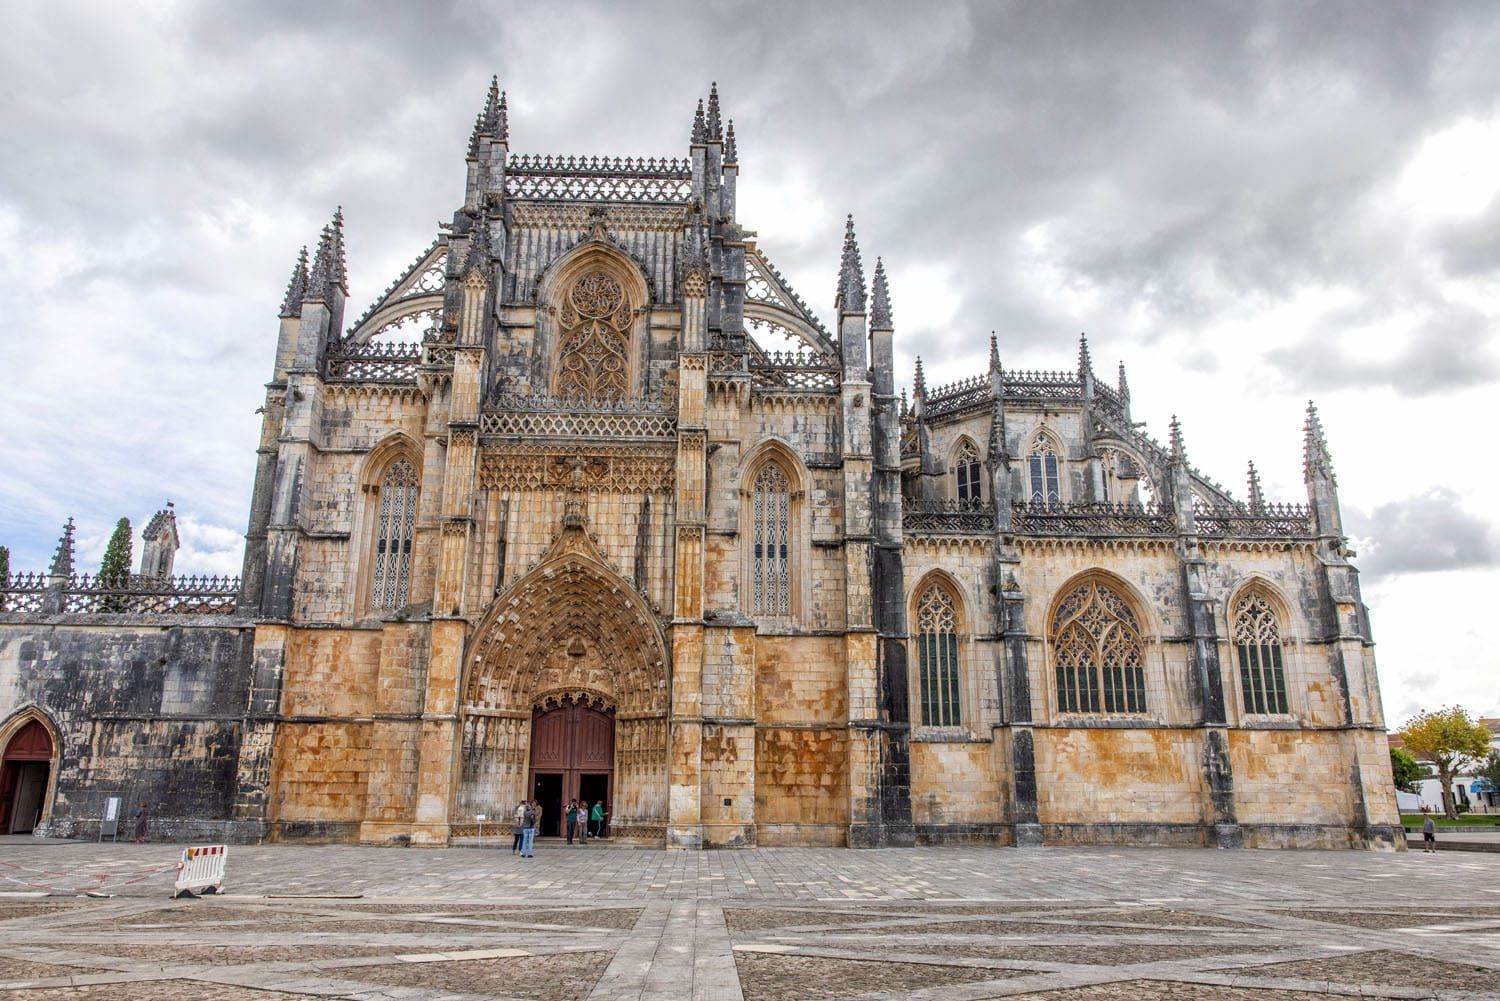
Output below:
[0,843,1496,999]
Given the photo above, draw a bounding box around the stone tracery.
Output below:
[556,271,632,399]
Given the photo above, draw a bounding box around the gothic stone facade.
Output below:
[0,84,1400,850]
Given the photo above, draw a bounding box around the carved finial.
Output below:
[691,98,707,144]
[1169,414,1186,463]
[900,387,909,418]
[724,120,738,163]
[465,214,491,272]
[835,215,866,313]
[1077,332,1092,378]
[279,245,309,318]
[706,82,723,140]
[468,111,483,157]
[869,257,892,328]
[914,355,927,396]
[1246,460,1265,514]
[989,332,1000,374]
[307,207,347,298]
[498,89,508,142]
[1118,360,1130,399]
[1304,400,1335,483]
[49,517,75,578]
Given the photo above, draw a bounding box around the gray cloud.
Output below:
[1349,488,1499,579]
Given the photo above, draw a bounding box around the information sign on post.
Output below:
[99,797,121,842]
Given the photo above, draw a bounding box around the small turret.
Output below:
[1077,332,1093,378]
[140,503,179,581]
[869,257,892,330]
[1303,400,1344,544]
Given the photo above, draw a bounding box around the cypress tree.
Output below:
[99,518,133,584]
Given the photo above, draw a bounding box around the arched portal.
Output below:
[457,517,668,842]
[1,718,56,835]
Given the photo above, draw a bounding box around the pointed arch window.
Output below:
[1052,578,1147,714]
[751,463,791,616]
[916,584,961,726]
[371,458,419,610]
[954,439,982,504]
[1234,591,1288,714]
[556,271,631,399]
[1028,433,1062,506]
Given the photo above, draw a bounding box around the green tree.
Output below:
[1398,707,1493,819]
[98,518,132,612]
[1474,749,1500,806]
[1389,746,1428,794]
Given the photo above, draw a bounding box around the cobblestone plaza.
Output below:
[0,842,1496,999]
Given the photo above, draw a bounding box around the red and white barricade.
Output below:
[173,844,227,897]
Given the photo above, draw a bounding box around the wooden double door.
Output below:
[528,698,613,838]
[1,721,53,834]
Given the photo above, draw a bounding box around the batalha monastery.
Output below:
[0,82,1400,851]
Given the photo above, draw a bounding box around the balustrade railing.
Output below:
[750,348,840,391]
[325,340,422,382]
[0,573,240,616]
[903,499,995,534]
[1014,502,1176,537]
[1192,502,1315,538]
[505,154,693,203]
[481,390,677,438]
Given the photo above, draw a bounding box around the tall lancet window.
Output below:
[556,271,631,399]
[916,584,961,727]
[1234,591,1288,714]
[751,463,791,616]
[371,458,419,610]
[954,439,982,504]
[1052,577,1147,714]
[1028,432,1062,505]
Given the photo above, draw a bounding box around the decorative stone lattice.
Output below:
[751,463,791,616]
[478,444,675,494]
[1052,578,1147,714]
[556,272,632,399]
[916,584,961,727]
[371,458,418,610]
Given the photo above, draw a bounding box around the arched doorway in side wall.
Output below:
[0,720,55,834]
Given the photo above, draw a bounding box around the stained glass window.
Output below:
[1234,591,1288,714]
[1052,578,1146,713]
[371,458,418,610]
[1028,433,1061,505]
[916,585,961,726]
[955,439,982,504]
[751,463,791,616]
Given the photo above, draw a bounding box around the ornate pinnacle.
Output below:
[900,387,909,418]
[914,355,927,396]
[279,246,309,318]
[691,99,707,144]
[1118,360,1130,399]
[465,214,491,272]
[706,82,723,141]
[1169,414,1186,463]
[49,517,75,578]
[989,332,1000,374]
[869,257,892,329]
[1303,400,1335,483]
[467,112,483,157]
[330,206,347,290]
[835,215,866,313]
[307,207,347,298]
[1246,460,1265,514]
[724,120,738,163]
[498,89,509,142]
[1077,332,1092,378]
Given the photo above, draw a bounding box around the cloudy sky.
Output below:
[2,1,1496,725]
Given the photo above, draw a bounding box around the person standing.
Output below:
[511,800,526,855]
[566,800,578,845]
[589,799,605,839]
[578,800,590,844]
[131,802,149,844]
[521,800,538,858]
[1422,808,1437,853]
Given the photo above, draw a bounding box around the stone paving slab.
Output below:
[0,844,1495,999]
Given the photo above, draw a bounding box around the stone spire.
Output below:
[1169,414,1186,464]
[1117,360,1130,400]
[306,207,347,299]
[724,120,738,163]
[989,332,1001,374]
[691,99,707,144]
[869,257,892,329]
[835,215,866,313]
[706,82,723,141]
[468,78,508,153]
[1246,460,1265,514]
[913,356,927,397]
[1304,400,1335,484]
[1077,332,1093,378]
[279,246,309,318]
[49,517,75,578]
[900,387,908,418]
